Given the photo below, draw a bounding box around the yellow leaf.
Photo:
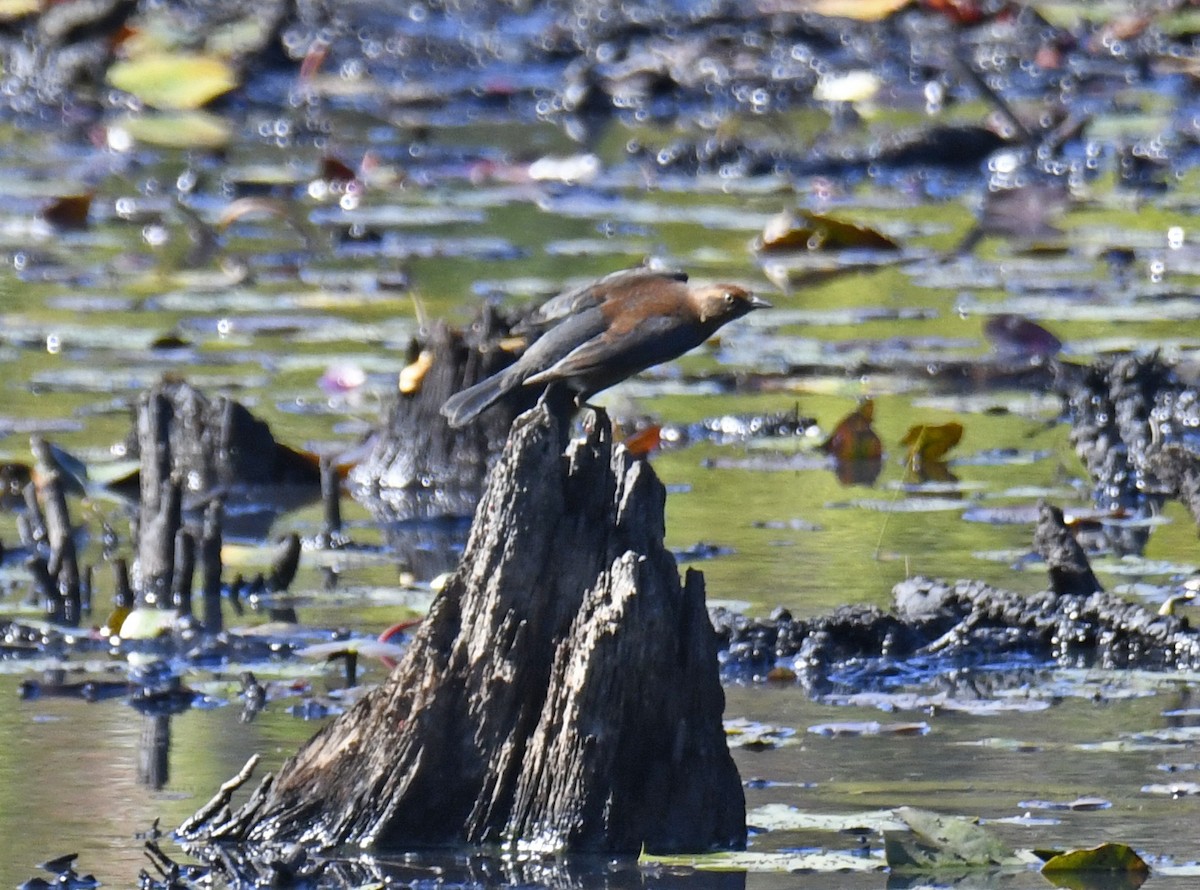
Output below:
[803,0,912,22]
[0,0,37,23]
[108,53,238,110]
[901,422,963,464]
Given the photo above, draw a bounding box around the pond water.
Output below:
[2,6,1200,885]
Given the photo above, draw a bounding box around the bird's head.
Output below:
[692,284,772,325]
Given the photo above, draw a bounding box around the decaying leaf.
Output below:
[901,422,963,466]
[320,155,359,186]
[808,720,930,737]
[40,194,93,231]
[884,806,1018,870]
[755,210,900,255]
[984,314,1063,359]
[821,399,883,462]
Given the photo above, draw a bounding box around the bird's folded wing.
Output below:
[526,315,690,384]
[527,268,688,329]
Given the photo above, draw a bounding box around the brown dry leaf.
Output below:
[901,422,963,465]
[40,193,93,230]
[821,399,882,462]
[319,155,358,186]
[755,210,900,254]
[622,424,662,457]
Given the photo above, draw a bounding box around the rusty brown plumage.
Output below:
[441,268,769,428]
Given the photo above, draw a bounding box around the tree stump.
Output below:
[348,307,536,579]
[186,402,745,855]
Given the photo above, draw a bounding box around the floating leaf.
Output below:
[747,804,907,833]
[1019,797,1111,811]
[984,314,1063,358]
[821,400,882,461]
[108,53,238,110]
[794,0,912,22]
[39,193,93,231]
[809,721,930,737]
[724,718,797,749]
[1040,843,1150,889]
[217,196,293,228]
[884,807,1017,870]
[755,210,900,254]
[643,848,884,873]
[319,155,359,186]
[814,70,881,103]
[112,111,231,149]
[1141,782,1200,797]
[901,422,963,466]
[0,0,37,22]
[119,608,179,640]
[622,424,662,457]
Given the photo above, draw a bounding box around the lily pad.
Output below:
[747,804,907,833]
[108,53,238,110]
[1040,843,1150,886]
[884,807,1019,871]
[641,848,885,873]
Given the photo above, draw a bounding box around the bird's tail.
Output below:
[440,372,519,428]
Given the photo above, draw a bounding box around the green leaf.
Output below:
[108,53,238,110]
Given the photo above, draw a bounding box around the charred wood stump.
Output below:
[348,307,536,579]
[200,501,224,633]
[20,446,81,624]
[1062,353,1200,554]
[1032,500,1102,596]
[130,378,320,606]
[185,402,745,855]
[1147,444,1200,532]
[131,378,320,546]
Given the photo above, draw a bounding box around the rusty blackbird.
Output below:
[441,267,770,427]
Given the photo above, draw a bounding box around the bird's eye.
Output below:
[723,291,736,304]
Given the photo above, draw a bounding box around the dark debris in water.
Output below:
[714,572,1200,695]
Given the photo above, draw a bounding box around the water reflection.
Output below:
[138,714,170,790]
[200,848,751,890]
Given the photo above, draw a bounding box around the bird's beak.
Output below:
[749,295,772,310]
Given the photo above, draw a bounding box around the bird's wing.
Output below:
[525,313,693,386]
[526,268,688,328]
